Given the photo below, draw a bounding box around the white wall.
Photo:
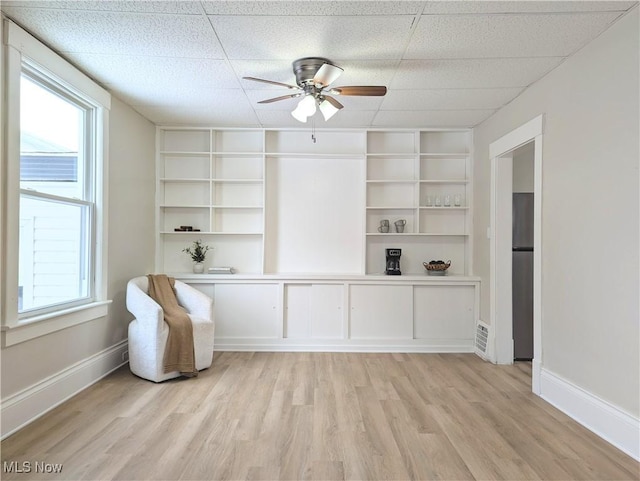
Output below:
[0,97,155,419]
[512,142,534,193]
[473,8,639,416]
[106,97,156,339]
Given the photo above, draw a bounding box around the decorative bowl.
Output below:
[423,260,451,275]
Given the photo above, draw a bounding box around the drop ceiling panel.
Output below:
[209,15,415,60]
[203,1,425,15]
[391,58,564,89]
[118,87,254,114]
[2,1,204,14]
[381,88,524,111]
[134,105,261,127]
[421,1,636,14]
[406,12,622,58]
[67,54,240,89]
[1,8,225,58]
[373,110,496,128]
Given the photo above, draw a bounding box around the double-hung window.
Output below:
[19,66,95,314]
[2,19,111,345]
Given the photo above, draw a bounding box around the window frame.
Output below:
[1,19,111,346]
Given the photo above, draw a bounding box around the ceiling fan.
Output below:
[243,57,387,123]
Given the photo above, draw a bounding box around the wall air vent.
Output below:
[475,321,490,359]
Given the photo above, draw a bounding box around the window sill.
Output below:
[1,300,112,347]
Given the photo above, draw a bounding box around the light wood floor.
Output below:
[2,352,638,481]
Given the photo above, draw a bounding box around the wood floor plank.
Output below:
[2,353,638,481]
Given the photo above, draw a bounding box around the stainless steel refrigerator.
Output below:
[512,193,534,360]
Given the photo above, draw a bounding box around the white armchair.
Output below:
[126,276,215,382]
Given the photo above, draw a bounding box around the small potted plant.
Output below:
[183,239,211,273]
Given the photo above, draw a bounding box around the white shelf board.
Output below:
[160,178,209,183]
[418,179,470,184]
[418,206,469,210]
[366,206,416,210]
[366,232,468,237]
[265,152,363,158]
[211,205,263,209]
[159,151,209,155]
[419,152,469,157]
[366,153,417,157]
[212,151,263,155]
[211,179,263,183]
[160,204,209,208]
[161,231,262,235]
[366,180,418,184]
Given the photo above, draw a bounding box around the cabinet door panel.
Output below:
[285,284,343,339]
[311,285,343,338]
[284,284,310,338]
[350,285,412,339]
[414,286,475,340]
[214,284,278,338]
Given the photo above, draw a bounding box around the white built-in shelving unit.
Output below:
[157,128,265,274]
[156,127,477,352]
[365,130,472,275]
[156,127,472,276]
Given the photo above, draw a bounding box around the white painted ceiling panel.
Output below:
[3,1,204,14]
[202,1,425,16]
[381,88,524,111]
[1,8,225,58]
[421,1,636,14]
[134,105,260,126]
[208,15,415,60]
[1,1,635,128]
[119,87,255,114]
[391,58,565,89]
[67,54,240,88]
[373,110,496,128]
[406,12,623,59]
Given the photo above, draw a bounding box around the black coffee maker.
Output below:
[385,248,402,275]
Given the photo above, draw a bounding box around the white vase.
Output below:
[193,262,204,274]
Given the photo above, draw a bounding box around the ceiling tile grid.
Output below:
[1,1,636,128]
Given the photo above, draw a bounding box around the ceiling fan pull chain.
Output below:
[311,116,317,143]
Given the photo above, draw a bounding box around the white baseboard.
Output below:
[539,368,639,461]
[215,338,475,353]
[1,340,128,440]
[531,359,542,395]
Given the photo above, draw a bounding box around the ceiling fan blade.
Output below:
[323,95,344,110]
[257,93,302,104]
[313,63,343,87]
[243,76,300,90]
[329,86,387,96]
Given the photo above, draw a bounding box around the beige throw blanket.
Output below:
[147,274,197,376]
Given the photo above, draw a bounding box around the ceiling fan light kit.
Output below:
[244,57,387,124]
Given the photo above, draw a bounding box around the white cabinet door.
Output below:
[285,284,343,339]
[214,284,278,338]
[414,285,475,340]
[349,285,413,339]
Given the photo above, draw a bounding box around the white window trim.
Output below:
[1,18,111,346]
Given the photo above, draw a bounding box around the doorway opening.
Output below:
[489,115,543,394]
